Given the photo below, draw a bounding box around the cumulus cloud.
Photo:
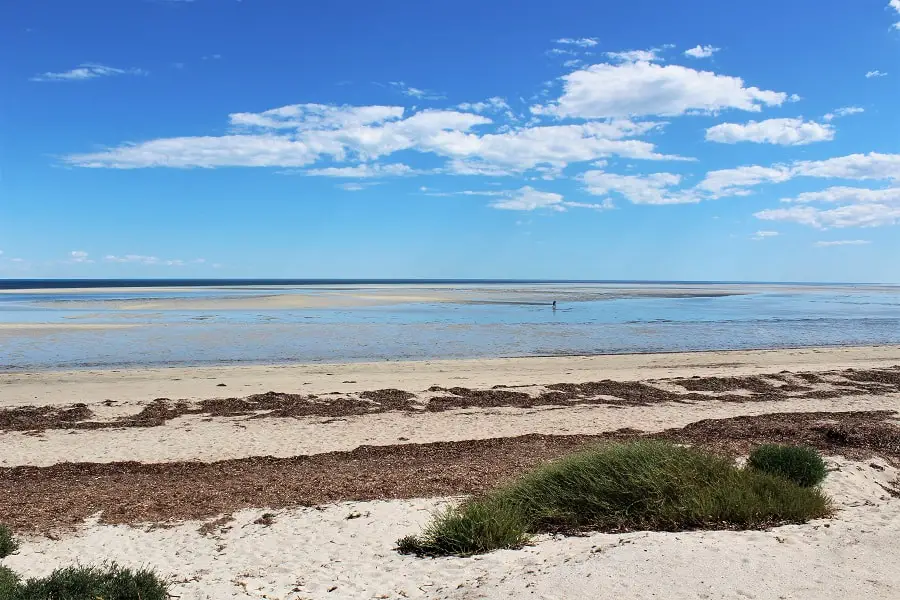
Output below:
[533,61,788,119]
[890,0,900,29]
[581,153,900,208]
[555,37,599,47]
[581,171,694,205]
[229,104,404,130]
[822,106,864,122]
[705,118,834,145]
[756,204,900,229]
[781,186,900,204]
[814,240,871,247]
[865,70,888,78]
[605,49,663,63]
[31,63,146,82]
[64,102,688,173]
[489,186,611,212]
[684,45,719,58]
[792,152,900,181]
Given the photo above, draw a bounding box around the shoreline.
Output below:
[3,345,899,406]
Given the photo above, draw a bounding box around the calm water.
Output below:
[1,281,899,370]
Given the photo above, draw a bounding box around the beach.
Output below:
[2,346,900,599]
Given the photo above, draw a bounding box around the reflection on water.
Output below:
[1,284,900,370]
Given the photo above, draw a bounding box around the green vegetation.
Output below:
[748,444,828,487]
[0,526,17,559]
[398,441,831,557]
[0,562,169,600]
[0,567,19,599]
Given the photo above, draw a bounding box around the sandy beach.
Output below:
[2,346,900,599]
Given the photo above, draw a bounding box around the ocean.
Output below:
[1,280,899,370]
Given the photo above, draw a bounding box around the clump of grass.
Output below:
[0,525,18,558]
[748,444,827,487]
[398,441,831,557]
[4,563,168,600]
[397,498,530,556]
[0,566,19,598]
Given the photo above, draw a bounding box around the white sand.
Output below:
[3,457,898,600]
[4,345,899,408]
[3,394,898,468]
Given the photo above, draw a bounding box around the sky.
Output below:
[2,0,899,282]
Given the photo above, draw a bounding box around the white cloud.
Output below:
[751,230,779,240]
[684,45,719,59]
[307,163,415,178]
[698,165,794,197]
[756,204,900,229]
[389,81,445,100]
[31,63,146,82]
[65,104,687,172]
[230,104,404,130]
[782,186,900,204]
[69,250,92,263]
[815,240,871,247]
[705,118,834,145]
[489,186,611,212]
[490,187,566,211]
[865,70,888,78]
[890,0,900,29]
[582,153,900,209]
[605,49,663,63]
[822,106,864,122]
[792,153,900,181]
[338,183,366,191]
[455,97,513,116]
[555,37,598,47]
[581,171,694,205]
[533,61,788,119]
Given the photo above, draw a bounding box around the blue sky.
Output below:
[2,0,899,281]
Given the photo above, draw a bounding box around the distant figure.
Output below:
[552,301,557,310]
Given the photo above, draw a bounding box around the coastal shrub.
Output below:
[397,498,529,556]
[398,441,831,557]
[748,444,827,487]
[0,566,19,598]
[6,563,168,600]
[0,525,17,558]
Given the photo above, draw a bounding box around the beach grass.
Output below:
[748,444,828,487]
[0,567,18,598]
[0,525,17,559]
[398,441,831,557]
[0,563,169,600]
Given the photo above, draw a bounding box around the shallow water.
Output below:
[1,283,899,370]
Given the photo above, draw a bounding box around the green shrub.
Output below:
[0,566,19,598]
[0,525,18,559]
[398,441,831,556]
[9,563,168,600]
[397,498,529,556]
[748,444,827,487]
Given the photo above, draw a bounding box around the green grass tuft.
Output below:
[0,525,18,559]
[2,563,168,600]
[0,566,19,598]
[748,444,828,487]
[398,441,831,556]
